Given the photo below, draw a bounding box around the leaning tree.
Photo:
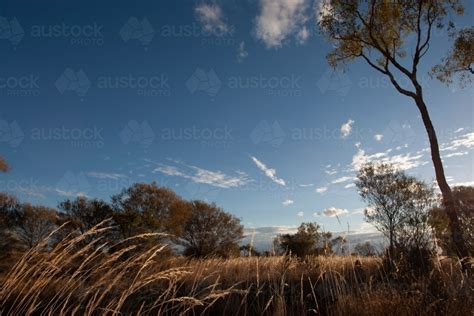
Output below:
[319,0,471,261]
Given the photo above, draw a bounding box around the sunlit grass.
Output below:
[0,224,472,315]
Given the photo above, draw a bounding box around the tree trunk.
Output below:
[389,229,394,258]
[413,94,470,263]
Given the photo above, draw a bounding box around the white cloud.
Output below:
[351,146,427,171]
[331,175,354,184]
[152,160,251,188]
[315,186,328,194]
[153,165,186,177]
[374,134,384,141]
[299,183,314,187]
[53,189,88,198]
[344,183,356,189]
[282,199,294,206]
[445,151,468,158]
[250,156,286,186]
[356,222,377,234]
[351,208,365,215]
[322,207,348,217]
[296,26,310,44]
[296,211,304,217]
[441,132,474,152]
[195,3,229,36]
[453,181,474,187]
[340,119,354,138]
[255,0,309,48]
[325,165,339,175]
[86,171,127,180]
[237,41,248,62]
[454,127,464,133]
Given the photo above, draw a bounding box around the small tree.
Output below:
[356,163,435,257]
[59,197,114,233]
[178,200,243,258]
[111,182,191,239]
[275,222,322,257]
[14,204,58,249]
[331,235,348,255]
[0,193,20,253]
[240,243,261,257]
[354,241,377,256]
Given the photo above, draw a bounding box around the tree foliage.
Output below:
[354,241,377,256]
[59,197,114,233]
[13,203,58,249]
[432,26,473,87]
[318,0,469,262]
[111,182,191,239]
[430,186,474,255]
[0,157,9,172]
[275,222,326,257]
[178,200,243,258]
[356,163,435,255]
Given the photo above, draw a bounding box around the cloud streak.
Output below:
[251,156,286,186]
[152,159,251,188]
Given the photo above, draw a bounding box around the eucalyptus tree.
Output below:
[319,0,470,261]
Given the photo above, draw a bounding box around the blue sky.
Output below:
[0,0,473,237]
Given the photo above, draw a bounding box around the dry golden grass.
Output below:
[0,224,472,315]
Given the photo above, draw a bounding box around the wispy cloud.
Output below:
[255,0,310,48]
[340,119,354,138]
[374,134,384,141]
[296,211,304,217]
[315,186,328,194]
[282,199,294,206]
[445,151,468,158]
[453,181,474,187]
[53,189,88,198]
[86,171,127,180]
[351,145,427,171]
[331,175,354,184]
[250,156,286,186]
[152,159,251,188]
[237,41,248,62]
[296,26,310,44]
[441,132,474,152]
[195,3,230,36]
[321,207,348,217]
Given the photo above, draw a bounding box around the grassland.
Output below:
[0,227,472,315]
